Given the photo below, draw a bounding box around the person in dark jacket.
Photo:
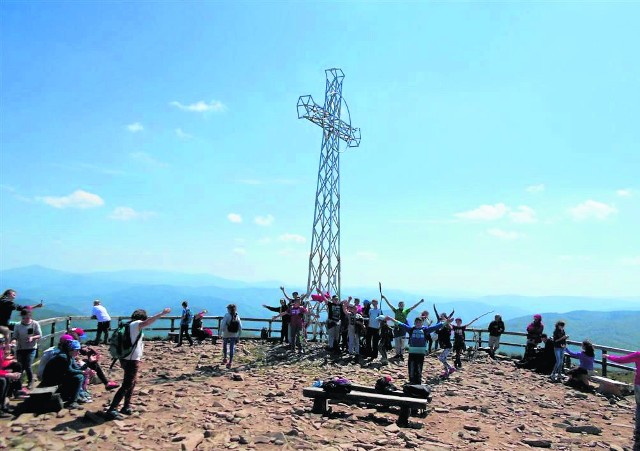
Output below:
[522,314,544,361]
[191,310,210,343]
[487,314,505,358]
[262,299,290,344]
[40,339,84,408]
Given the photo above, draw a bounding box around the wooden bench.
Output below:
[348,383,433,402]
[17,385,63,414]
[302,386,429,427]
[589,375,633,396]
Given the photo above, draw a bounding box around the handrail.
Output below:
[25,317,636,378]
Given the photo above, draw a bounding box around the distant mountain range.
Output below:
[1,265,639,339]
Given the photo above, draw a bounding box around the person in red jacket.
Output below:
[0,337,22,417]
[605,351,640,446]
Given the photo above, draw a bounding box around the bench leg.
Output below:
[397,407,410,427]
[311,398,328,415]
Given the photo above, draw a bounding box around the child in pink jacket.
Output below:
[605,351,639,445]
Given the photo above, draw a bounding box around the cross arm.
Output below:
[297,95,361,148]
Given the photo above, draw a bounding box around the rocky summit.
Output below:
[1,340,636,450]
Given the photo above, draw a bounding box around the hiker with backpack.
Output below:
[176,300,194,347]
[222,304,242,369]
[386,314,446,384]
[105,307,171,420]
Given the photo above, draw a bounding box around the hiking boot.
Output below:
[65,402,83,410]
[106,381,120,390]
[448,367,457,375]
[104,409,123,420]
[226,362,232,369]
[222,358,228,365]
[120,406,133,415]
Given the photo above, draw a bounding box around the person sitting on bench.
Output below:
[564,340,595,391]
[40,339,84,409]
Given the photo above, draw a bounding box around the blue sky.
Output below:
[1,2,638,297]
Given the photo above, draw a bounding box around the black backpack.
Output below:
[227,314,240,333]
[402,384,432,401]
[375,377,398,394]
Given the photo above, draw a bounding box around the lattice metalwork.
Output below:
[297,69,360,334]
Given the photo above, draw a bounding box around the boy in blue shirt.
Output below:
[386,315,447,384]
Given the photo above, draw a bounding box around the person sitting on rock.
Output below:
[191,310,211,344]
[66,328,119,393]
[523,314,544,362]
[386,314,446,384]
[40,339,85,409]
[0,336,21,417]
[565,340,595,391]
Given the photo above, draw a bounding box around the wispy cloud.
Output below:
[257,237,272,245]
[616,188,633,198]
[130,152,168,168]
[175,128,192,139]
[170,100,227,113]
[227,213,242,223]
[526,184,545,193]
[621,256,640,266]
[569,200,617,221]
[509,206,537,224]
[455,203,508,221]
[232,248,247,255]
[0,184,32,203]
[254,214,274,226]
[487,228,523,240]
[126,122,144,133]
[108,206,155,221]
[52,162,127,176]
[38,190,104,209]
[279,233,306,243]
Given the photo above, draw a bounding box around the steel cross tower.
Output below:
[297,68,360,316]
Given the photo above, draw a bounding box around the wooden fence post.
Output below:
[477,331,483,348]
[170,318,175,332]
[50,321,56,348]
[268,319,273,338]
[602,348,608,377]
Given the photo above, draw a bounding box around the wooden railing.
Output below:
[29,317,636,378]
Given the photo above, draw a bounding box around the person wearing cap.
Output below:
[40,339,85,409]
[106,307,171,420]
[12,308,42,390]
[91,300,111,345]
[67,328,119,392]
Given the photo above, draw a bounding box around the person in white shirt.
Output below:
[106,307,170,420]
[91,300,112,345]
[365,299,384,360]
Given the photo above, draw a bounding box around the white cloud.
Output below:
[175,128,192,139]
[455,203,508,221]
[130,152,168,168]
[232,248,246,255]
[569,200,617,221]
[39,190,104,209]
[108,207,155,221]
[126,122,144,133]
[355,251,378,260]
[621,256,640,266]
[487,228,523,240]
[227,213,242,223]
[509,206,537,224]
[279,233,306,243]
[616,188,632,198]
[254,214,274,226]
[526,184,545,193]
[170,100,227,113]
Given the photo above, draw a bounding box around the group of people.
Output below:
[1,287,638,447]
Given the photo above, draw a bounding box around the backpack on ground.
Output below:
[108,321,142,368]
[375,376,398,394]
[227,314,240,333]
[402,384,432,402]
[37,346,60,381]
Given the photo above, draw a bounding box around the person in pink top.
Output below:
[605,351,640,446]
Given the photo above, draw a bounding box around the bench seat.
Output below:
[589,375,633,396]
[302,386,428,427]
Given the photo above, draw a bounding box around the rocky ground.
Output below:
[0,340,636,450]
